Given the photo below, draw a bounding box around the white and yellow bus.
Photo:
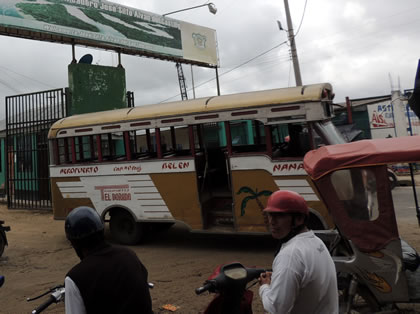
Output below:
[48,83,345,244]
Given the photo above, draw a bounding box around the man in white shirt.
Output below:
[259,190,338,314]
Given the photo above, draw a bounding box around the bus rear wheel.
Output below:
[110,211,142,245]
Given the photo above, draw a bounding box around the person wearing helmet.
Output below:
[258,190,338,314]
[64,206,152,314]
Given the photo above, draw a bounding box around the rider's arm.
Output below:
[64,276,87,314]
[259,250,301,313]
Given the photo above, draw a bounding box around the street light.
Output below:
[163,3,217,17]
[163,2,218,99]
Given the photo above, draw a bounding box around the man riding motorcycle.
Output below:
[64,206,153,314]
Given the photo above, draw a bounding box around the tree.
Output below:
[236,187,272,228]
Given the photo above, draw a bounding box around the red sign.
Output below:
[94,184,131,201]
[371,110,388,128]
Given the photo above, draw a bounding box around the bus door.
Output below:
[196,123,234,231]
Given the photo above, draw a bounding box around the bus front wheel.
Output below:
[110,211,142,245]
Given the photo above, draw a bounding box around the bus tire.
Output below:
[110,211,142,245]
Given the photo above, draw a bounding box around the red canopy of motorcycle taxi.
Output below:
[304,136,420,180]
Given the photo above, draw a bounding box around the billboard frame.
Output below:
[0,25,217,68]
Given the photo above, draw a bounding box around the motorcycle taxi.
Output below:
[304,135,420,313]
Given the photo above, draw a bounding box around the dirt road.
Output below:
[1,203,420,314]
[0,204,277,314]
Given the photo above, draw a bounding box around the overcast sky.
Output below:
[0,0,419,120]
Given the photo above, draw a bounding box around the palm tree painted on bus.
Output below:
[237,186,272,227]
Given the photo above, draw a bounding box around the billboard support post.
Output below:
[71,41,76,64]
[215,67,221,96]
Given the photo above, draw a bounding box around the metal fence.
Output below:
[6,89,66,209]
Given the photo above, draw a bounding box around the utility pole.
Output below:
[283,0,302,86]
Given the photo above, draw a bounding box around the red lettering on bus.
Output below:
[272,163,304,173]
[60,166,99,175]
[179,162,189,169]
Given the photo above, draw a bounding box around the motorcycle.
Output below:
[27,282,155,313]
[304,135,420,313]
[0,220,10,257]
[196,262,266,314]
[27,284,65,314]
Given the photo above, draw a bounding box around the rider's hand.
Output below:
[258,271,272,286]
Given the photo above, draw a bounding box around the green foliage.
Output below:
[240,196,255,216]
[258,190,272,197]
[16,3,99,32]
[237,186,255,195]
[80,8,182,49]
[237,186,273,216]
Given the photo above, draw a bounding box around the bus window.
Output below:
[57,138,72,164]
[229,120,265,154]
[313,120,346,147]
[272,123,311,158]
[74,135,97,162]
[166,126,192,156]
[101,132,126,161]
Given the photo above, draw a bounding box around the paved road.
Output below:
[393,186,420,220]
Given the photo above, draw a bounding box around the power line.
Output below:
[0,65,56,90]
[159,40,288,103]
[294,0,308,38]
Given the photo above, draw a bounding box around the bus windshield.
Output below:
[314,120,347,145]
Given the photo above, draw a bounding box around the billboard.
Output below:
[0,0,218,66]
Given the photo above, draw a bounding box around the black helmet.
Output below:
[65,206,104,240]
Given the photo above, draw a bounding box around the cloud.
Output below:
[0,0,419,121]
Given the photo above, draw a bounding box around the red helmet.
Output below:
[263,190,309,216]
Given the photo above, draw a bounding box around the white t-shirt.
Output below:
[259,230,338,314]
[65,276,87,314]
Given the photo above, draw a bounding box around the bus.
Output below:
[48,83,345,244]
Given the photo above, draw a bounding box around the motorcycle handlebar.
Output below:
[31,295,56,314]
[195,282,213,295]
[247,268,266,279]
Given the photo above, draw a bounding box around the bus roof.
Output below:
[49,83,332,138]
[304,135,420,180]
